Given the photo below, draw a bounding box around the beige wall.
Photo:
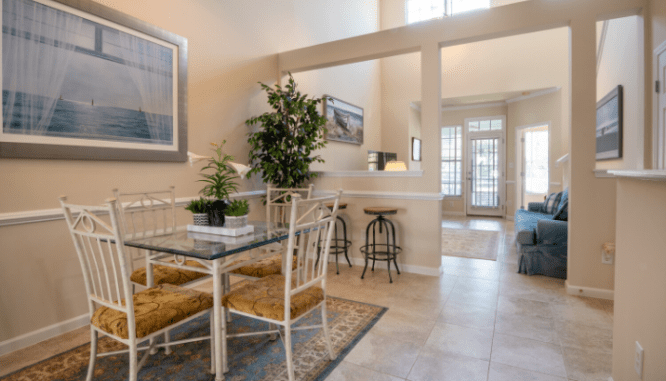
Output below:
[440,105,508,214]
[612,179,666,381]
[0,0,378,343]
[596,16,645,171]
[380,52,422,165]
[292,61,382,171]
[379,0,570,215]
[611,2,666,380]
[507,91,566,216]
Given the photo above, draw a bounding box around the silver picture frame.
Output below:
[0,0,188,161]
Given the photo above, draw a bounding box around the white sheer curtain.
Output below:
[118,32,173,142]
[2,0,82,134]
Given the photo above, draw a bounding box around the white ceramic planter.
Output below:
[193,213,209,226]
[224,214,248,229]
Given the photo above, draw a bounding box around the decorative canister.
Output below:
[193,213,209,226]
[224,215,248,229]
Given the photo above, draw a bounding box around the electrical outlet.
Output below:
[635,341,644,378]
[601,249,614,264]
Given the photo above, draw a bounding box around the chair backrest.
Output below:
[112,187,177,269]
[59,197,136,327]
[266,184,315,225]
[283,190,342,311]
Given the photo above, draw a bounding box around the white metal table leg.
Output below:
[145,250,159,355]
[212,260,225,381]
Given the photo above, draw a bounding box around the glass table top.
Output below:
[124,221,291,260]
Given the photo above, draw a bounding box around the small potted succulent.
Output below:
[224,199,249,229]
[198,141,239,227]
[185,197,212,226]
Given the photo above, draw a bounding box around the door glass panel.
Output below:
[469,121,479,131]
[470,137,500,208]
[479,120,490,131]
[491,119,502,130]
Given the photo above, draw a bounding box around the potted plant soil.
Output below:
[185,197,212,226]
[198,141,239,227]
[224,199,249,229]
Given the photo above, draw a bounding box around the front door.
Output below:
[465,116,505,216]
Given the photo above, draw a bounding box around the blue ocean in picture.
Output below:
[3,91,173,145]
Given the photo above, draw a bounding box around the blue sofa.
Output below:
[514,189,568,279]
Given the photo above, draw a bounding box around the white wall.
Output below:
[596,16,645,170]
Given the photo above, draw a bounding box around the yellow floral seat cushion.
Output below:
[230,253,298,278]
[221,274,324,321]
[91,284,213,339]
[130,260,208,286]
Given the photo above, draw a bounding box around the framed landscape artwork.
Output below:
[0,0,188,161]
[323,95,363,145]
[596,85,623,161]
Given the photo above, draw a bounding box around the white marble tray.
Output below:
[187,224,254,236]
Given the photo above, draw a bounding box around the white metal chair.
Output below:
[113,187,209,289]
[221,190,342,381]
[227,184,315,280]
[59,197,215,381]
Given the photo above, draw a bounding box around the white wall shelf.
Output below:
[607,170,666,181]
[316,170,424,178]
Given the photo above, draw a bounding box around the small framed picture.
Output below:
[412,137,421,161]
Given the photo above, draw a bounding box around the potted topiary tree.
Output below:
[198,141,239,226]
[246,73,329,188]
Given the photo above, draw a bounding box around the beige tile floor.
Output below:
[0,216,614,381]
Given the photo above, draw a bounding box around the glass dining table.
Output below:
[124,221,291,381]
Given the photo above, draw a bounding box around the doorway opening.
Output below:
[516,124,549,210]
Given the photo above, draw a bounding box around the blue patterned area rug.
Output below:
[1,297,386,381]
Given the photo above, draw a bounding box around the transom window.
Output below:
[406,0,491,24]
[441,126,463,196]
[468,117,503,132]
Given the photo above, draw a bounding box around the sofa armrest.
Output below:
[528,202,544,212]
[535,219,568,246]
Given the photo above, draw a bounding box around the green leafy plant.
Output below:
[185,197,211,214]
[225,199,249,217]
[199,140,239,200]
[246,73,328,188]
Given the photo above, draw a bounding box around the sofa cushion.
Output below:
[515,209,553,245]
[542,192,562,214]
[553,199,569,221]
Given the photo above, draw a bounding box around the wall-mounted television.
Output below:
[596,85,623,160]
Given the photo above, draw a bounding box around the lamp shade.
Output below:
[384,161,407,171]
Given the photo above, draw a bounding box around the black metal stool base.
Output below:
[317,215,352,274]
[360,215,401,283]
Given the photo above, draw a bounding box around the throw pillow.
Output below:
[553,199,568,221]
[542,192,562,214]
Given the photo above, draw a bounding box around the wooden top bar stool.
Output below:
[360,207,402,283]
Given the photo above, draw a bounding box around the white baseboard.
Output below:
[442,211,465,216]
[0,313,89,357]
[329,256,440,276]
[565,280,614,300]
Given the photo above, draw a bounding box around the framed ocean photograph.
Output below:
[596,85,623,161]
[323,95,363,145]
[1,0,188,161]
